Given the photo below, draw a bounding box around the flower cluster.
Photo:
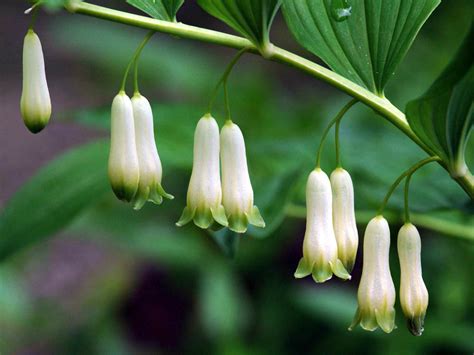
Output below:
[295,167,358,282]
[108,91,173,209]
[177,117,265,233]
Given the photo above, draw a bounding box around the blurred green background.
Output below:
[0,0,473,354]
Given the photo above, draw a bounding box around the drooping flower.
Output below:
[294,168,351,283]
[330,168,358,273]
[220,121,265,233]
[20,29,51,133]
[350,216,396,333]
[177,114,228,229]
[108,91,140,202]
[131,93,173,210]
[398,223,429,336]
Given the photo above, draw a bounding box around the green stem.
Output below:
[207,48,247,114]
[377,156,441,216]
[335,116,342,167]
[27,2,42,29]
[315,99,357,168]
[120,30,155,93]
[404,173,413,223]
[66,1,474,199]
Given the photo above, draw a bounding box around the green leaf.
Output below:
[197,0,282,55]
[407,24,474,177]
[282,0,441,94]
[126,0,184,21]
[0,141,109,261]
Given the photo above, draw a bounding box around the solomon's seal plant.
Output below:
[349,216,396,333]
[21,29,51,133]
[108,91,140,202]
[397,223,429,336]
[177,114,228,229]
[294,168,350,283]
[5,0,473,338]
[220,120,265,233]
[131,93,174,209]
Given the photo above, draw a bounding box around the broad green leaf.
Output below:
[282,0,441,94]
[0,141,109,261]
[197,0,282,55]
[198,263,250,339]
[126,0,184,21]
[407,24,474,177]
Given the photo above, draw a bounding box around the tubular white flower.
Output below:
[294,169,350,283]
[108,91,140,202]
[177,114,227,229]
[350,216,396,333]
[131,93,173,210]
[220,121,265,233]
[20,29,51,133]
[398,223,429,336]
[331,168,358,273]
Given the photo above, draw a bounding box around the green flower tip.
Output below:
[132,184,174,210]
[349,307,396,333]
[407,314,425,336]
[176,205,228,229]
[111,182,138,203]
[227,206,265,234]
[294,257,350,283]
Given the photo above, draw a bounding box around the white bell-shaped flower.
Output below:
[131,93,173,210]
[108,91,140,202]
[177,114,228,229]
[331,168,359,273]
[398,223,429,336]
[350,216,396,333]
[294,169,350,283]
[220,121,265,233]
[20,29,51,133]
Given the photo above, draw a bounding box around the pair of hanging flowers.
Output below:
[177,115,265,233]
[108,91,173,209]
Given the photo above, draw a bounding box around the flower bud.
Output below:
[294,169,350,283]
[131,93,173,210]
[398,223,428,336]
[350,216,396,333]
[20,29,51,133]
[330,168,358,273]
[177,114,228,229]
[220,121,265,233]
[108,92,140,202]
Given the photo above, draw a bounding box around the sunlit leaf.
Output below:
[126,0,184,21]
[282,0,441,94]
[406,24,474,177]
[0,141,109,261]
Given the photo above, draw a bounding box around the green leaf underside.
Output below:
[406,24,474,176]
[126,0,184,21]
[282,0,441,94]
[0,141,109,261]
[197,0,282,51]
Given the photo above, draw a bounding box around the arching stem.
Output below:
[378,156,441,216]
[315,99,358,168]
[120,30,155,93]
[207,48,248,114]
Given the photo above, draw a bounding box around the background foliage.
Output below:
[0,0,473,354]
